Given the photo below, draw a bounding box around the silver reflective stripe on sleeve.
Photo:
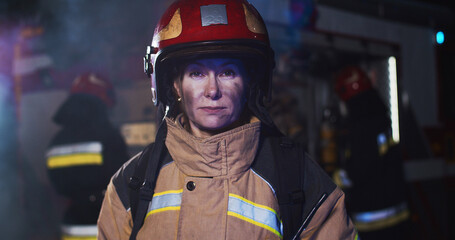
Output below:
[61,224,97,236]
[227,193,283,239]
[47,142,102,157]
[145,189,183,219]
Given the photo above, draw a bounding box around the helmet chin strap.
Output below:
[164,105,170,120]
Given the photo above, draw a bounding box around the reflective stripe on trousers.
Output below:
[352,202,409,232]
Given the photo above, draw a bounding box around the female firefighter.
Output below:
[97,0,357,239]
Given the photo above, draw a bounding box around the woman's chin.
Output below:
[200,123,231,132]
[195,117,232,130]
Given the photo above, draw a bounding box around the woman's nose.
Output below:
[204,74,221,100]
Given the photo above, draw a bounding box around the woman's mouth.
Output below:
[200,106,226,113]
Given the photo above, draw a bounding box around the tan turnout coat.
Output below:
[98,117,357,239]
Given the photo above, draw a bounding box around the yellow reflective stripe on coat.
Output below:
[46,142,103,169]
[145,189,183,219]
[61,224,97,240]
[227,193,283,239]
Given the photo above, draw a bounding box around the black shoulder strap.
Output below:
[128,121,168,240]
[265,135,335,240]
[269,136,306,240]
[128,143,153,221]
[269,136,336,239]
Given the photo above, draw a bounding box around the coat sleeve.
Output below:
[97,180,133,239]
[299,187,358,240]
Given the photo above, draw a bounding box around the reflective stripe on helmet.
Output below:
[243,4,266,34]
[156,8,182,42]
[200,4,228,26]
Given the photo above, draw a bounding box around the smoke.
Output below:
[1,1,169,239]
[0,76,24,238]
[40,0,166,82]
[0,15,25,237]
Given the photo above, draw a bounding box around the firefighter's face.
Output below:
[174,58,248,137]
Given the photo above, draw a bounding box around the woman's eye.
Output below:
[219,70,236,78]
[189,71,204,78]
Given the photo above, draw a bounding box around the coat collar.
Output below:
[165,114,261,177]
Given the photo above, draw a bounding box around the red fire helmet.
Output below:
[70,72,115,107]
[334,66,372,102]
[144,0,275,107]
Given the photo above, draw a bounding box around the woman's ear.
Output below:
[173,81,181,100]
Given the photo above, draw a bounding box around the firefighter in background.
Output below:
[334,66,410,240]
[268,92,308,149]
[319,103,345,177]
[46,72,129,240]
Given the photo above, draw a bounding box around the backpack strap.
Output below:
[128,121,168,240]
[253,133,336,240]
[270,136,306,240]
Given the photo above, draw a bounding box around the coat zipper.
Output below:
[291,193,328,240]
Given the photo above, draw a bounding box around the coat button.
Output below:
[186,181,196,191]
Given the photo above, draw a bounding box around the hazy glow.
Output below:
[388,56,400,143]
[0,74,9,125]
